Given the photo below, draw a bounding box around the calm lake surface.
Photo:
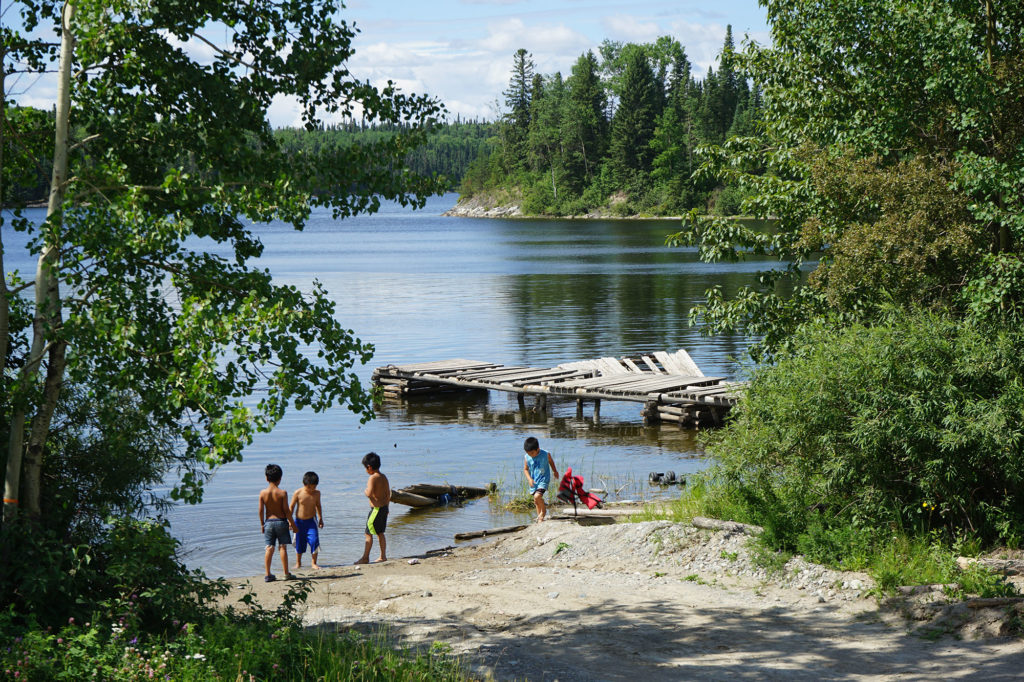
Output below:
[6,194,770,577]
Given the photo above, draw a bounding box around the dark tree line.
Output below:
[274,118,497,191]
[461,29,762,216]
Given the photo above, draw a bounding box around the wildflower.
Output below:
[191,653,205,661]
[273,664,279,670]
[56,639,63,645]
[68,617,75,625]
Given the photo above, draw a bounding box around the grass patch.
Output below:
[625,474,1021,600]
[1,594,468,681]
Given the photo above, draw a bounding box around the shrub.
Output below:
[705,309,1024,550]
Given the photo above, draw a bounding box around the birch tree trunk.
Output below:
[1,51,10,379]
[3,0,74,520]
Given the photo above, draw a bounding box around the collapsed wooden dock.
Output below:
[372,349,744,427]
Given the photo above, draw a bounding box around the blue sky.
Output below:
[267,0,770,125]
[7,0,770,128]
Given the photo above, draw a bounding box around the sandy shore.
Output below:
[227,518,1024,681]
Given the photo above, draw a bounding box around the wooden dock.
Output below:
[372,349,744,427]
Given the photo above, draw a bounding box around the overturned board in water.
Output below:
[390,488,437,508]
[402,483,491,498]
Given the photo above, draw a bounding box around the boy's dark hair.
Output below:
[265,464,283,484]
[362,452,381,470]
[524,437,539,452]
[303,471,319,486]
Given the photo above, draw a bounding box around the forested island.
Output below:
[455,29,758,217]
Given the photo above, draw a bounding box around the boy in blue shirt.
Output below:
[523,437,559,522]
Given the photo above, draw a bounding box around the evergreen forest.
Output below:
[459,29,760,216]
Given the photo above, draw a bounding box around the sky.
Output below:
[283,0,770,127]
[6,0,770,128]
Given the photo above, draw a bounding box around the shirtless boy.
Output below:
[290,471,324,571]
[355,452,391,564]
[258,463,298,582]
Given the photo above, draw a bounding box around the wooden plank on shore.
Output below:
[455,524,527,540]
[558,507,637,517]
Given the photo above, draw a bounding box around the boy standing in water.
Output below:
[523,437,558,522]
[290,471,325,571]
[258,464,298,582]
[355,452,391,564]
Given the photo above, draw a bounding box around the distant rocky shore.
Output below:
[442,195,524,218]
[442,194,681,220]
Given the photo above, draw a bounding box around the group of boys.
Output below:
[258,452,390,582]
[258,438,558,580]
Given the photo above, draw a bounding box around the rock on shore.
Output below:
[442,195,523,218]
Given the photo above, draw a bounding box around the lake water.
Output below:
[4,194,769,577]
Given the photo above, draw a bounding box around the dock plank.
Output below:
[641,355,663,373]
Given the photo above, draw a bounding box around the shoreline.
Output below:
[226,517,1024,681]
[441,195,684,221]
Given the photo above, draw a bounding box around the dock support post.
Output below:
[576,399,583,419]
[517,393,525,410]
[642,400,660,425]
[535,395,547,414]
[593,399,601,424]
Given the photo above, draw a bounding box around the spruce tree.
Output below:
[561,51,608,193]
[607,49,659,186]
[502,48,535,172]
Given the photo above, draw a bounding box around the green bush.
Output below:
[0,517,225,630]
[706,309,1024,549]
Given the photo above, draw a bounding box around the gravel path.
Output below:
[228,519,1024,681]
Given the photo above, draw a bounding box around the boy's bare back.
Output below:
[366,471,391,508]
[260,486,289,520]
[291,487,321,521]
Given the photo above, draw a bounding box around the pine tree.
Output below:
[502,48,535,172]
[528,73,566,199]
[607,49,659,185]
[561,51,608,193]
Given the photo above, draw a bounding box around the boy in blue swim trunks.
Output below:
[290,471,324,571]
[355,452,391,564]
[523,437,559,522]
[258,464,298,582]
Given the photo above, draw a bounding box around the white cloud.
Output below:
[341,17,592,125]
[601,14,662,43]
